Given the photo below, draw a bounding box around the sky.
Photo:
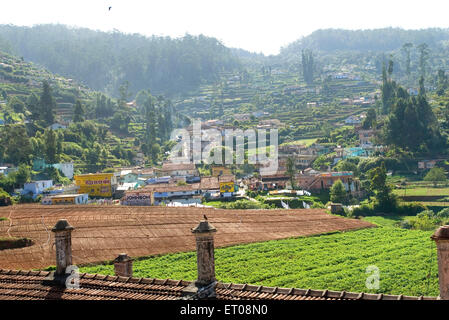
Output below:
[1,0,449,55]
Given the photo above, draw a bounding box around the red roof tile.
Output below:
[0,269,436,301]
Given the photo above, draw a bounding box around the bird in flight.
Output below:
[203,214,208,221]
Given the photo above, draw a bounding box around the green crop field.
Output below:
[280,138,318,147]
[393,187,449,196]
[81,216,440,297]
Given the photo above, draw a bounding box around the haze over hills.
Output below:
[2,25,449,97]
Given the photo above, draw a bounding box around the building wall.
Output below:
[74,173,114,197]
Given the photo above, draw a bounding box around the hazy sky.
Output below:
[1,0,449,55]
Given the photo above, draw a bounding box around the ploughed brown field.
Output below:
[0,205,374,270]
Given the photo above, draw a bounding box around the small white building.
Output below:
[22,180,53,197]
[48,123,67,130]
[52,162,74,179]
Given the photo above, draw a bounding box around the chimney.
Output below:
[51,219,74,276]
[431,225,449,300]
[182,219,217,299]
[114,253,133,277]
[192,219,217,286]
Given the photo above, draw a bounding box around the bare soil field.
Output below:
[0,205,374,270]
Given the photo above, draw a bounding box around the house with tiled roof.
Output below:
[1,218,448,300]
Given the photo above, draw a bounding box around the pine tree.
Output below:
[39,81,56,126]
[73,100,85,122]
[43,129,58,164]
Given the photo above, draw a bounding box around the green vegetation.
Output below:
[81,218,440,297]
[330,180,347,204]
[203,199,273,209]
[403,208,449,231]
[0,24,240,95]
[423,167,447,187]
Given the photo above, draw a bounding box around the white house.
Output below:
[48,123,67,130]
[52,163,74,179]
[22,180,53,197]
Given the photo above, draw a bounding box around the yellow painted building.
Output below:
[74,173,115,197]
[219,181,235,193]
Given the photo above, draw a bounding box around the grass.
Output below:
[393,186,449,197]
[0,217,6,221]
[80,216,440,297]
[280,138,317,147]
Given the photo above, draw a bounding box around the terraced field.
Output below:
[0,205,373,270]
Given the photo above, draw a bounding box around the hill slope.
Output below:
[0,24,241,97]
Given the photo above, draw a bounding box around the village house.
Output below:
[358,129,375,146]
[296,171,360,194]
[211,165,232,177]
[157,162,199,178]
[41,193,89,205]
[22,180,53,198]
[33,158,74,179]
[48,122,67,130]
[233,113,251,122]
[74,173,117,198]
[418,159,440,170]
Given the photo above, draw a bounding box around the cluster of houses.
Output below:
[34,161,239,207]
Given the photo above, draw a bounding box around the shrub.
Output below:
[351,203,376,217]
[395,202,427,216]
[0,188,12,206]
[218,199,272,209]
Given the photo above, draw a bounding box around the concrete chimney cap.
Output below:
[51,219,74,232]
[431,225,449,241]
[114,253,132,262]
[192,220,217,234]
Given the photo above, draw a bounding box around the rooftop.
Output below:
[0,269,436,300]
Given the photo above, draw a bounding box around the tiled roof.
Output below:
[0,269,437,300]
[161,162,197,171]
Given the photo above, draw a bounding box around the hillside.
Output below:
[0,49,177,175]
[0,24,241,97]
[280,28,449,54]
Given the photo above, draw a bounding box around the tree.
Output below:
[301,49,314,85]
[39,81,56,126]
[73,100,85,122]
[362,108,376,129]
[382,83,442,154]
[14,164,31,187]
[7,96,26,113]
[330,180,347,204]
[436,69,448,96]
[424,167,447,187]
[380,62,396,114]
[367,162,397,212]
[0,125,32,165]
[43,129,59,164]
[334,159,358,176]
[401,43,413,76]
[418,43,429,79]
[286,156,296,188]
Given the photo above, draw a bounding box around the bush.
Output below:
[351,203,376,217]
[403,208,449,231]
[395,202,427,216]
[218,199,272,209]
[0,188,12,206]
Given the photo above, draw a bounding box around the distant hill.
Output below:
[280,28,449,55]
[0,24,241,97]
